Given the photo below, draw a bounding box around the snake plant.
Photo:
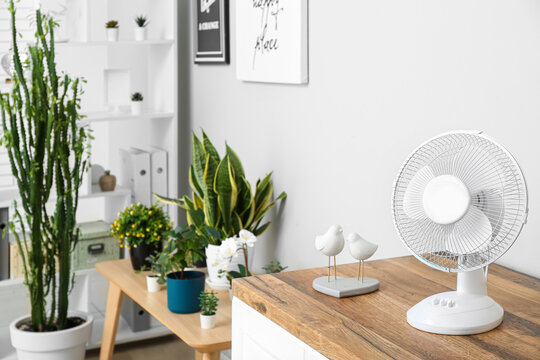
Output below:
[0,1,90,331]
[156,131,286,245]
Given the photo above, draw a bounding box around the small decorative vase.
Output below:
[134,27,147,41]
[131,101,143,115]
[166,271,205,313]
[146,274,161,293]
[106,28,119,42]
[200,314,217,329]
[129,242,162,271]
[99,170,116,192]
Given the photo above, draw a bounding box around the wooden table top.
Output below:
[96,259,231,353]
[233,256,540,360]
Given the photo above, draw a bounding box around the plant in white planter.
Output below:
[155,131,287,288]
[0,2,92,359]
[105,20,119,41]
[131,92,144,115]
[134,15,149,41]
[145,253,169,293]
[199,291,219,329]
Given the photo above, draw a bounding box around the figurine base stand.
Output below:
[312,276,379,298]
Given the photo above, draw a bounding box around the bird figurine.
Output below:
[315,225,345,281]
[347,233,378,283]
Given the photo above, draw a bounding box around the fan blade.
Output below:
[403,166,435,220]
[446,206,492,255]
[471,189,504,237]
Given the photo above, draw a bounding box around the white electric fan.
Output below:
[392,131,528,335]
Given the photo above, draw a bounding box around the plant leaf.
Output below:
[154,193,186,208]
[226,144,245,179]
[253,221,271,236]
[191,133,207,195]
[189,164,204,196]
[202,131,221,164]
[203,154,219,227]
[214,155,234,234]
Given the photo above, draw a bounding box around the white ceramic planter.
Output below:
[200,314,217,329]
[131,101,143,115]
[134,27,147,41]
[205,244,255,290]
[10,311,93,360]
[106,28,119,42]
[146,274,161,292]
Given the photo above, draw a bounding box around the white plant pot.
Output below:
[205,244,255,290]
[131,101,143,115]
[106,28,119,42]
[200,314,217,329]
[146,275,161,293]
[10,311,93,360]
[134,27,147,41]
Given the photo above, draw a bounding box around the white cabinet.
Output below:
[232,297,327,360]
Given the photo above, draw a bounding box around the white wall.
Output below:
[179,0,540,277]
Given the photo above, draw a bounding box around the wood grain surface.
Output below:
[233,256,540,360]
[96,259,231,353]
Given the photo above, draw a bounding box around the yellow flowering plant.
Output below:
[110,203,172,249]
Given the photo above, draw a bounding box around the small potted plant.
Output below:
[134,15,149,41]
[199,291,219,329]
[105,20,119,42]
[110,202,171,271]
[154,224,206,313]
[145,254,168,292]
[131,92,144,115]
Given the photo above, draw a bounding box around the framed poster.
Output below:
[193,0,229,64]
[236,0,308,84]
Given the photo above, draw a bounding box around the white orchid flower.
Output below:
[219,237,239,259]
[239,229,257,247]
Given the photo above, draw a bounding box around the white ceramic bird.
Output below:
[347,233,378,283]
[315,225,345,281]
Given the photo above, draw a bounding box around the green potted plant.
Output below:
[105,20,119,41]
[156,131,287,287]
[199,291,219,329]
[110,202,171,271]
[145,254,167,292]
[153,224,206,313]
[134,15,149,41]
[131,91,144,115]
[1,2,92,358]
[263,261,288,274]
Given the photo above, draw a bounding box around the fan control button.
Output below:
[432,298,440,305]
[440,299,448,306]
[448,300,455,308]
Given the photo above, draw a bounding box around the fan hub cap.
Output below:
[423,175,470,225]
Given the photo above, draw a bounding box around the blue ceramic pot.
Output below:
[166,271,205,314]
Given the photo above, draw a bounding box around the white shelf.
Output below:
[56,39,174,47]
[83,111,174,124]
[81,185,131,199]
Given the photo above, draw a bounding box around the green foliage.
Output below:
[134,15,149,28]
[145,253,168,284]
[152,224,206,280]
[263,261,288,274]
[226,264,252,286]
[105,20,119,28]
[110,202,172,248]
[155,131,287,245]
[199,290,219,316]
[0,1,90,331]
[131,92,143,102]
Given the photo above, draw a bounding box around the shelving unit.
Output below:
[0,0,179,354]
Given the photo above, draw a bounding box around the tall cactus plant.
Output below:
[0,1,90,331]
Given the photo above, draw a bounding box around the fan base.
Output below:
[407,291,503,335]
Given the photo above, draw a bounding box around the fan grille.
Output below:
[392,132,528,272]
